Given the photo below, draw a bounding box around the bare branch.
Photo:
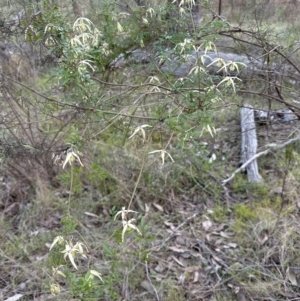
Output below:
[222,135,300,185]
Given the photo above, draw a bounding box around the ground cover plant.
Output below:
[1,0,300,300]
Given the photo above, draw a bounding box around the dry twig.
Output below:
[156,213,197,252]
[222,135,300,185]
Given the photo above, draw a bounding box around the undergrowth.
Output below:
[1,1,300,300]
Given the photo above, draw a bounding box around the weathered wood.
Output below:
[223,134,300,185]
[241,105,263,183]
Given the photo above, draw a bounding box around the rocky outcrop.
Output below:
[110,48,297,81]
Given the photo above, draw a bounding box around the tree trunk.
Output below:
[241,105,263,183]
[72,0,82,19]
